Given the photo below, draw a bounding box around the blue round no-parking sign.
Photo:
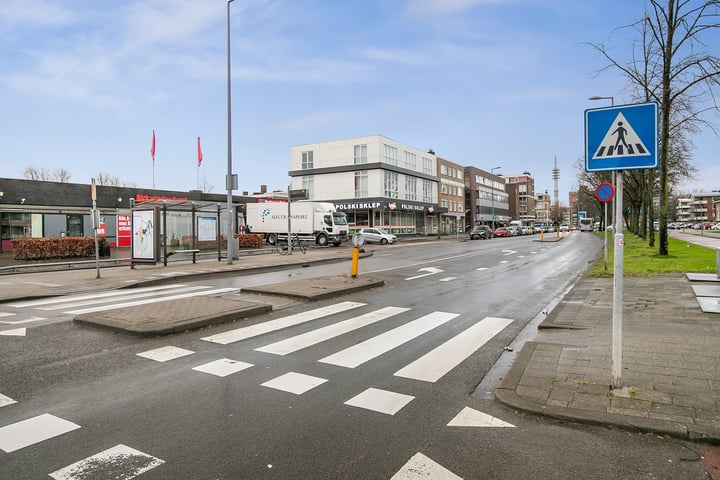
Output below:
[596,182,615,203]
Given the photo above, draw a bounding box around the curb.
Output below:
[494,341,720,444]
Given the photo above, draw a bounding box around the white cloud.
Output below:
[403,0,511,15]
[0,0,76,27]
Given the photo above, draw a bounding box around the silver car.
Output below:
[357,228,396,245]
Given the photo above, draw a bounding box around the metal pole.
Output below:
[612,171,624,388]
[287,185,292,255]
[604,202,608,271]
[226,0,234,265]
[91,178,100,279]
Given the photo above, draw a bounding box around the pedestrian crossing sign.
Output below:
[584,102,658,172]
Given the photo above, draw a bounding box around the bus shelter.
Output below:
[130,199,237,267]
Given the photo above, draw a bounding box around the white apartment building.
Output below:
[289,135,440,235]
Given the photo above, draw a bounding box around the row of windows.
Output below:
[440,199,464,212]
[440,184,463,196]
[439,164,463,180]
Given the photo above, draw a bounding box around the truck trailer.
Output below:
[244,201,348,247]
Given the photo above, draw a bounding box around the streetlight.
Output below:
[226,0,235,264]
[490,166,501,233]
[588,95,614,106]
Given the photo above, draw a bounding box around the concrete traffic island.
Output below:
[73,275,384,336]
[241,274,385,300]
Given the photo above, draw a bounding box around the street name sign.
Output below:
[585,102,658,172]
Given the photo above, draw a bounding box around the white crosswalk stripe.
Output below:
[255,306,409,356]
[49,444,164,480]
[394,316,513,383]
[37,286,209,311]
[6,284,188,308]
[65,288,238,315]
[0,414,80,453]
[319,311,459,368]
[201,301,365,345]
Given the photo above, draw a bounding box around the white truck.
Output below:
[244,201,348,247]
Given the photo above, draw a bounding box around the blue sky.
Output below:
[1,0,718,202]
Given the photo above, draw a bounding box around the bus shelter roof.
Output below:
[131,199,233,212]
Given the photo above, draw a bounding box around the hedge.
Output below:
[12,237,96,260]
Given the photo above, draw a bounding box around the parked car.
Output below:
[560,224,569,232]
[493,227,510,237]
[507,226,520,236]
[469,225,492,240]
[357,227,396,245]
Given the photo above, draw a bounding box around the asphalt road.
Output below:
[0,233,711,479]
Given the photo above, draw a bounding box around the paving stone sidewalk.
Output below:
[495,274,720,443]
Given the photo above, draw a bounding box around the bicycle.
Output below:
[276,233,307,255]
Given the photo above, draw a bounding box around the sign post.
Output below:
[91,178,100,279]
[596,182,615,271]
[585,102,658,388]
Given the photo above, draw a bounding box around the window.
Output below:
[301,151,314,169]
[404,151,416,170]
[354,171,368,198]
[422,179,433,202]
[383,144,398,166]
[440,164,448,175]
[354,144,367,164]
[422,157,433,174]
[405,176,417,200]
[384,171,399,198]
[301,176,314,198]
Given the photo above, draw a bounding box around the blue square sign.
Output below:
[585,102,658,172]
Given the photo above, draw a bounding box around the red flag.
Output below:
[150,130,156,162]
[197,137,203,167]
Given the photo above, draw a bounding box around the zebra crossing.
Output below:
[0,300,516,478]
[0,284,240,334]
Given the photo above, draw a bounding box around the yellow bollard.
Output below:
[540,230,544,241]
[351,247,360,277]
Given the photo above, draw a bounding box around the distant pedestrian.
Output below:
[243,225,252,234]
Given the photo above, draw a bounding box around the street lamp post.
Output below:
[226,0,235,265]
[490,166,501,233]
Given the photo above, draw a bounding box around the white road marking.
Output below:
[0,312,15,318]
[192,358,254,377]
[447,407,515,428]
[261,372,328,395]
[405,267,444,281]
[7,284,187,308]
[255,306,409,356]
[0,393,17,408]
[39,286,208,311]
[502,249,517,255]
[344,388,414,415]
[65,288,237,314]
[49,444,164,480]
[499,260,509,264]
[0,413,80,453]
[202,301,365,345]
[391,452,462,480]
[136,346,194,362]
[319,311,459,369]
[475,267,488,271]
[0,328,26,336]
[439,277,456,282]
[394,316,513,383]
[26,281,63,287]
[0,316,46,325]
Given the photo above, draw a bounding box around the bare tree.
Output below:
[95,173,121,186]
[23,166,72,182]
[53,169,71,183]
[588,0,719,255]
